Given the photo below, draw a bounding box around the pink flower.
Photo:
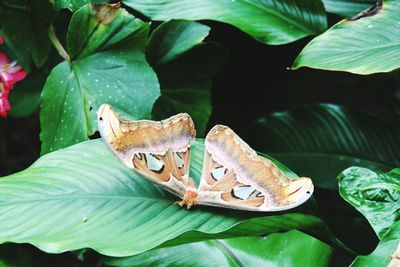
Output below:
[0,37,27,118]
[0,90,10,118]
[0,58,27,91]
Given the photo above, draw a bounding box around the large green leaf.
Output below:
[123,0,327,45]
[350,221,400,267]
[0,0,53,67]
[50,0,92,11]
[148,20,227,135]
[50,0,89,11]
[40,4,160,154]
[243,104,399,190]
[338,167,400,239]
[0,139,330,257]
[322,0,376,17]
[146,20,211,67]
[106,240,238,267]
[0,32,31,71]
[50,0,109,11]
[106,230,348,267]
[293,0,400,74]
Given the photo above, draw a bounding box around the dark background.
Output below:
[208,20,400,129]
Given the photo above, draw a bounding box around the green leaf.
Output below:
[322,0,376,17]
[123,0,327,45]
[350,221,400,267]
[293,0,400,75]
[50,0,89,11]
[0,139,330,257]
[0,32,31,71]
[105,240,238,267]
[50,0,110,12]
[146,20,211,66]
[40,4,160,154]
[50,0,109,11]
[148,20,227,135]
[242,104,398,190]
[106,230,348,267]
[67,4,141,59]
[338,167,400,239]
[0,0,53,67]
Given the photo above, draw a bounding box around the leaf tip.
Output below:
[349,0,383,21]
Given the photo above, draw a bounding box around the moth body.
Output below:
[177,189,199,209]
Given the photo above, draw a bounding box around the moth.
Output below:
[98,104,314,211]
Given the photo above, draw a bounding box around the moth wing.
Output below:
[98,104,196,197]
[198,125,313,211]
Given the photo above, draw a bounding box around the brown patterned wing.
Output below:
[198,125,313,211]
[97,104,196,197]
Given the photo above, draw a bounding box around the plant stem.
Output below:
[48,25,70,61]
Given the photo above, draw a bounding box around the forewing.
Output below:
[198,125,313,211]
[98,104,196,197]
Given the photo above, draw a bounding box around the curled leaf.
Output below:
[338,167,400,239]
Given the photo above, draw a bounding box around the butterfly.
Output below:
[97,104,314,211]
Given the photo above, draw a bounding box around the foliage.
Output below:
[339,167,400,266]
[106,230,350,267]
[123,0,327,45]
[0,0,54,68]
[0,140,331,257]
[322,0,376,17]
[147,20,227,136]
[294,0,400,74]
[0,0,399,266]
[339,167,400,239]
[40,4,160,154]
[350,221,400,267]
[242,104,399,190]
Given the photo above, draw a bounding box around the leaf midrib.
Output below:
[242,0,319,34]
[70,7,105,61]
[361,183,400,192]
[213,240,244,267]
[130,0,322,35]
[71,64,91,137]
[308,41,400,53]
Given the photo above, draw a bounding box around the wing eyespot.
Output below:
[146,153,165,173]
[231,186,257,200]
[211,166,227,181]
[151,164,165,174]
[173,152,184,169]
